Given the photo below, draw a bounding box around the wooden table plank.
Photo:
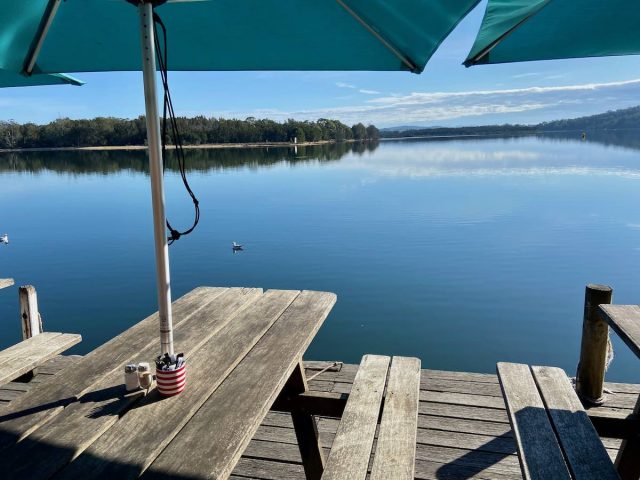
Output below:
[0,286,224,451]
[143,290,337,480]
[371,356,421,480]
[59,289,299,480]
[0,287,262,480]
[531,366,619,480]
[322,354,390,480]
[496,362,570,480]
[0,333,81,386]
[0,279,14,290]
[599,304,640,359]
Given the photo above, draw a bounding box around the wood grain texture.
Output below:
[322,354,390,480]
[19,285,42,341]
[0,333,62,366]
[532,366,619,480]
[496,362,570,480]
[576,285,612,403]
[229,363,640,480]
[371,356,420,480]
[284,362,325,480]
[0,286,224,451]
[58,289,295,480]
[599,304,640,359]
[143,290,336,480]
[0,287,262,480]
[0,279,14,290]
[0,333,81,386]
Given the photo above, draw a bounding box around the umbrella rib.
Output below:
[24,0,62,75]
[334,0,420,73]
[464,0,554,66]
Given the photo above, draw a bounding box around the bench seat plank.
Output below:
[322,354,391,480]
[496,362,570,480]
[531,366,619,480]
[599,305,640,359]
[0,333,64,367]
[370,356,421,480]
[0,333,81,386]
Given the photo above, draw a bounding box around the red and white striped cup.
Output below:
[156,363,186,396]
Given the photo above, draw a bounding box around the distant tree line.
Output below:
[0,116,380,149]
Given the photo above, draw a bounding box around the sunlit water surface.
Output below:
[2,133,640,382]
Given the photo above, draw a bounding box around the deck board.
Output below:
[232,362,639,480]
[1,358,637,479]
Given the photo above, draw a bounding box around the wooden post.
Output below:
[576,284,613,405]
[281,360,325,480]
[20,285,43,340]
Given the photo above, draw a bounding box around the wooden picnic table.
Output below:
[0,286,336,480]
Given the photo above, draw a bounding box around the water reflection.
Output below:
[356,133,640,178]
[2,131,640,179]
[0,141,379,175]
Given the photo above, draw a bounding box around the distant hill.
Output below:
[382,105,640,138]
[380,126,425,132]
[539,105,640,132]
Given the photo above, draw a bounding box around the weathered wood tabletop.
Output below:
[0,286,336,480]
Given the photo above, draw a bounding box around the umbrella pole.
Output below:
[138,2,174,356]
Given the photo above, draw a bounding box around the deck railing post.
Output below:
[19,285,43,340]
[576,284,613,405]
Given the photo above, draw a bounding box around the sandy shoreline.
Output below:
[0,140,346,153]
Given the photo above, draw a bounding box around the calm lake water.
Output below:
[2,133,640,382]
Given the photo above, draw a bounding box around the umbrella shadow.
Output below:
[0,429,205,479]
[0,384,135,424]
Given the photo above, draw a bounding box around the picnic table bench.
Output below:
[497,288,640,480]
[322,354,421,480]
[0,333,82,386]
[497,362,619,480]
[0,282,81,386]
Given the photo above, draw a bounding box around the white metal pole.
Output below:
[138,2,174,356]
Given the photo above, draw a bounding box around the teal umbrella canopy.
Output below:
[464,0,640,66]
[0,70,82,87]
[0,0,481,356]
[1,0,479,75]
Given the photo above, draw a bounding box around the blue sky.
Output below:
[3,2,640,128]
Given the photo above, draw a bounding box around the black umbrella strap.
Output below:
[153,11,200,245]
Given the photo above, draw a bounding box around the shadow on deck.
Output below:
[1,357,635,480]
[232,361,635,480]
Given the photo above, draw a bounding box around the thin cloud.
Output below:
[335,82,356,89]
[512,72,541,79]
[359,89,381,95]
[194,77,640,127]
[367,78,640,106]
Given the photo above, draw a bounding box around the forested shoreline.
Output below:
[0,116,380,150]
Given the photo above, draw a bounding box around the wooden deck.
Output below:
[1,357,636,479]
